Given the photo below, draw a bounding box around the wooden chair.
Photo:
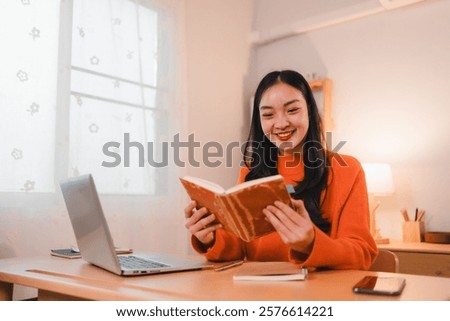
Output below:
[369,249,399,273]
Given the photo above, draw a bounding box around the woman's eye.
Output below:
[288,107,300,114]
[261,113,273,118]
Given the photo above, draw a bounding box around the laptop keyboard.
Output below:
[118,255,170,270]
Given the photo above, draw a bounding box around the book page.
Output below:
[235,261,304,276]
[180,176,225,194]
[225,175,284,194]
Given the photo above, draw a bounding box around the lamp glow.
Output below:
[362,163,395,244]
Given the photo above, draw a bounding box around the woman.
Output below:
[184,70,377,270]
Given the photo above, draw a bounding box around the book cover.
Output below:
[233,261,308,281]
[179,174,292,242]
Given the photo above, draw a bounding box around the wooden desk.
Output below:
[378,241,450,277]
[1,256,449,301]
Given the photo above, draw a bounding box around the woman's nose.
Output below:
[274,115,289,129]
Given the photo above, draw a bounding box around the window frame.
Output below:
[55,0,170,197]
[0,0,179,206]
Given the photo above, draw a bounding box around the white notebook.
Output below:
[233,261,308,281]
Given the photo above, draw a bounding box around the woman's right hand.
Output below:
[184,200,222,246]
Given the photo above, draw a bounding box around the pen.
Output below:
[214,260,244,272]
[400,208,409,222]
[417,210,425,222]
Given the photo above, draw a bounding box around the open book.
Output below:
[179,174,292,242]
[233,261,308,281]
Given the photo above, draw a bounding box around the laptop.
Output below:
[59,174,212,276]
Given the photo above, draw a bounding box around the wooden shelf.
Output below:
[378,240,450,277]
[309,78,334,134]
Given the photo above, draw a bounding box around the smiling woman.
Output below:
[184,70,378,270]
[259,82,310,155]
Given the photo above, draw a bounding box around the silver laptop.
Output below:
[59,174,211,276]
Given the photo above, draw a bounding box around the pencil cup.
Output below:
[402,221,424,242]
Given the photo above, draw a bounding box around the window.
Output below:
[67,0,168,195]
[0,0,187,260]
[1,0,181,196]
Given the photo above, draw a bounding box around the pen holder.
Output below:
[402,221,425,242]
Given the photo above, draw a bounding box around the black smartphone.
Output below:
[353,276,406,296]
[50,248,81,259]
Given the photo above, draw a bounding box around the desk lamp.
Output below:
[362,163,395,244]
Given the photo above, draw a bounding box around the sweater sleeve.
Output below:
[191,229,245,262]
[289,160,378,270]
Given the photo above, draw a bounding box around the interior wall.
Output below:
[184,0,254,187]
[250,0,450,240]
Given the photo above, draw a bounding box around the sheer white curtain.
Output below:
[0,0,188,258]
[69,0,163,194]
[0,1,60,193]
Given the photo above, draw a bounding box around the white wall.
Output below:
[184,0,254,187]
[250,0,450,239]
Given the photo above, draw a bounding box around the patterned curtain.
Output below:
[0,0,189,258]
[0,0,60,192]
[1,0,183,194]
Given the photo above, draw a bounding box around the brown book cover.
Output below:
[179,174,291,242]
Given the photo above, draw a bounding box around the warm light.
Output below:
[362,163,394,195]
[362,163,394,244]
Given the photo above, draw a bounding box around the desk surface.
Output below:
[1,255,450,301]
[378,240,450,254]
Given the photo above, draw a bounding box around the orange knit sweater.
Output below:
[191,153,378,270]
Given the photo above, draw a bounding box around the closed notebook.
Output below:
[233,261,308,281]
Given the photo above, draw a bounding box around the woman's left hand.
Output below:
[263,199,315,255]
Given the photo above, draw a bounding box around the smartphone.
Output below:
[50,248,81,259]
[353,276,406,296]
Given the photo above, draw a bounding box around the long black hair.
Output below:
[243,70,330,233]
